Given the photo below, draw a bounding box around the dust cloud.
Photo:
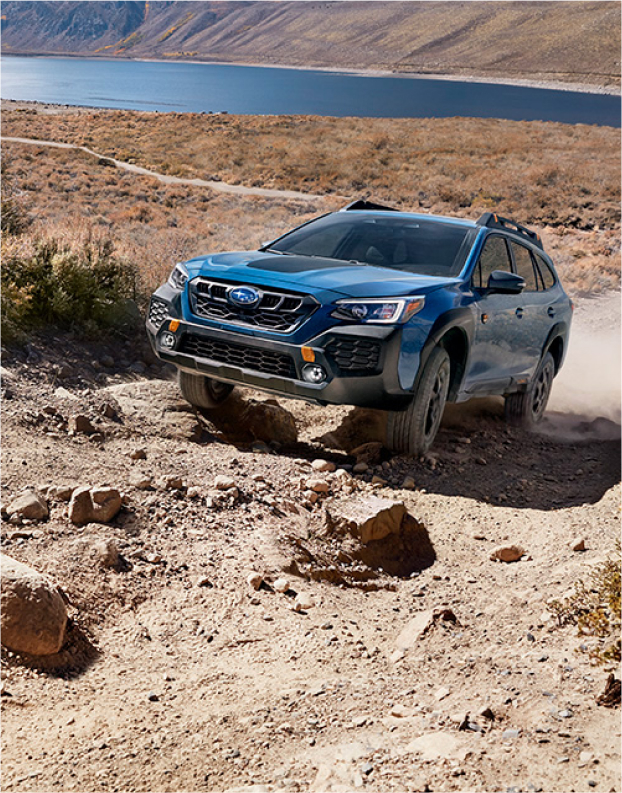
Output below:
[544,292,621,440]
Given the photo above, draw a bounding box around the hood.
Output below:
[186,251,459,298]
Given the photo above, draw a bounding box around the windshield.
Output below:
[266,213,476,277]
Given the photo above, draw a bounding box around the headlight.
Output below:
[168,263,189,290]
[331,296,425,324]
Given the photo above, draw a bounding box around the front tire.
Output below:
[505,351,554,428]
[178,370,234,409]
[386,346,450,456]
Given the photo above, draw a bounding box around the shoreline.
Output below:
[2,51,619,96]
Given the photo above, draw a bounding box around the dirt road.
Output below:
[1,294,620,793]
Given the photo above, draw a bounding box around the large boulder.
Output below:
[1,554,67,655]
[324,495,407,544]
[69,486,122,525]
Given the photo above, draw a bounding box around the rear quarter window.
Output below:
[511,242,538,291]
[534,253,557,290]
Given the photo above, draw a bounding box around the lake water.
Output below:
[1,55,620,127]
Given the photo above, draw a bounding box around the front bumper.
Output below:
[147,295,413,409]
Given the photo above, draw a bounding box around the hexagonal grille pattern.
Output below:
[325,337,382,375]
[180,333,297,379]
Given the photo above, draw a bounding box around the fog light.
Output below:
[302,363,327,384]
[161,332,176,349]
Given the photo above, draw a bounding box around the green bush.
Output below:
[1,233,140,341]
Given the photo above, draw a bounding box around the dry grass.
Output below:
[2,106,620,297]
[5,109,620,231]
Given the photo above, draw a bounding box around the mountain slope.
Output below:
[1,1,620,87]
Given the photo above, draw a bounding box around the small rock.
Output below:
[294,593,315,612]
[306,478,330,493]
[214,475,237,490]
[186,486,201,499]
[479,706,495,721]
[371,475,386,486]
[273,578,290,593]
[311,459,336,473]
[130,475,153,491]
[47,484,76,502]
[129,448,147,460]
[352,462,368,474]
[158,476,184,491]
[69,414,96,435]
[196,577,213,588]
[570,537,586,552]
[147,692,159,702]
[99,402,118,420]
[248,572,263,591]
[502,728,521,741]
[1,554,67,655]
[361,763,373,776]
[100,354,115,368]
[401,476,416,489]
[490,544,525,563]
[93,539,119,569]
[5,490,48,522]
[435,686,451,701]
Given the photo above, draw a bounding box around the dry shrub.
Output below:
[548,541,621,669]
[1,225,139,341]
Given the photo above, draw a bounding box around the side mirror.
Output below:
[486,270,525,294]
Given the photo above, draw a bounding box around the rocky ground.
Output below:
[1,295,620,793]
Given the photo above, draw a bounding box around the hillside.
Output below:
[1,102,621,793]
[1,1,620,88]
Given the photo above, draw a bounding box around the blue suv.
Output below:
[147,201,572,454]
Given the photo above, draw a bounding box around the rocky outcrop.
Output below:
[1,554,67,655]
[68,486,122,525]
[324,495,407,544]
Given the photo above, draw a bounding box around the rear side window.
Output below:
[534,254,557,289]
[472,236,512,289]
[511,242,538,292]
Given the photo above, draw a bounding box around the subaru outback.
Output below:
[147,201,572,454]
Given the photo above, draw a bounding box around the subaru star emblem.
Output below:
[228,286,260,307]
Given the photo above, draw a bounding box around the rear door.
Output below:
[508,241,551,379]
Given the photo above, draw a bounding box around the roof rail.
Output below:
[342,199,398,212]
[477,212,543,250]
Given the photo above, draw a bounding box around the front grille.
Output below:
[149,297,169,327]
[180,333,297,379]
[189,279,317,333]
[325,337,382,375]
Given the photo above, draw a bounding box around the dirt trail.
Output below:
[0,136,321,201]
[1,294,620,793]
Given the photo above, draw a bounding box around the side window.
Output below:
[472,236,511,289]
[535,253,556,290]
[511,242,538,292]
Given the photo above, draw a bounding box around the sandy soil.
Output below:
[1,290,620,793]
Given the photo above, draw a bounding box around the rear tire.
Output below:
[386,346,450,456]
[178,370,234,409]
[505,352,554,428]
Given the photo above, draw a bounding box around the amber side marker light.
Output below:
[169,319,180,331]
[302,346,315,362]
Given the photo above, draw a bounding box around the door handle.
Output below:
[515,307,524,318]
[547,306,555,318]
